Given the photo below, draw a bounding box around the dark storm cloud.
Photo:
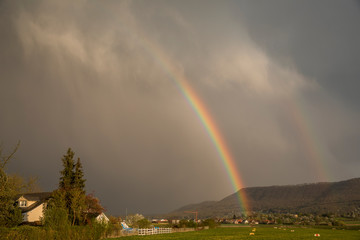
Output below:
[1,0,359,215]
[236,0,360,108]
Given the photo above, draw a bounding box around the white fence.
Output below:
[138,228,173,236]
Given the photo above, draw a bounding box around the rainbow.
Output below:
[136,37,249,213]
[286,98,327,182]
[173,77,250,213]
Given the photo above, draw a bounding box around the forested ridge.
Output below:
[168,178,360,218]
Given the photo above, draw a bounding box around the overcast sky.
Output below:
[1,0,360,215]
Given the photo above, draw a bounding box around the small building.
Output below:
[159,219,169,224]
[234,219,243,224]
[16,192,52,224]
[151,218,169,224]
[171,219,180,224]
[95,212,109,224]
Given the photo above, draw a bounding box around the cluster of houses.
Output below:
[218,218,276,225]
[16,192,109,225]
[165,218,276,226]
[219,219,258,224]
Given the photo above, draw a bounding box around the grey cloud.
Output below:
[236,0,360,108]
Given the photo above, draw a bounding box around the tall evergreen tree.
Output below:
[59,148,75,190]
[72,157,86,225]
[74,158,85,191]
[56,148,86,225]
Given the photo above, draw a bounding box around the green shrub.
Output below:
[1,226,47,240]
[202,219,219,229]
[44,206,71,234]
[0,221,109,240]
[136,218,151,228]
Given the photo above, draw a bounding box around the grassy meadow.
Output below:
[109,226,360,240]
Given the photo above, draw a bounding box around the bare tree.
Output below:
[0,141,22,227]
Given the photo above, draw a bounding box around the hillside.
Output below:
[167,178,360,218]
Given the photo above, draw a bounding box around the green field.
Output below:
[109,226,360,240]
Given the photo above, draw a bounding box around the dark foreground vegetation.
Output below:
[0,224,112,240]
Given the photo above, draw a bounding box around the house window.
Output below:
[19,200,27,207]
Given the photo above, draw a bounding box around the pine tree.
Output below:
[74,158,85,191]
[71,157,86,225]
[56,148,87,225]
[59,148,75,191]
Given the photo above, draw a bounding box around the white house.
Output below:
[16,192,52,224]
[95,212,109,224]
